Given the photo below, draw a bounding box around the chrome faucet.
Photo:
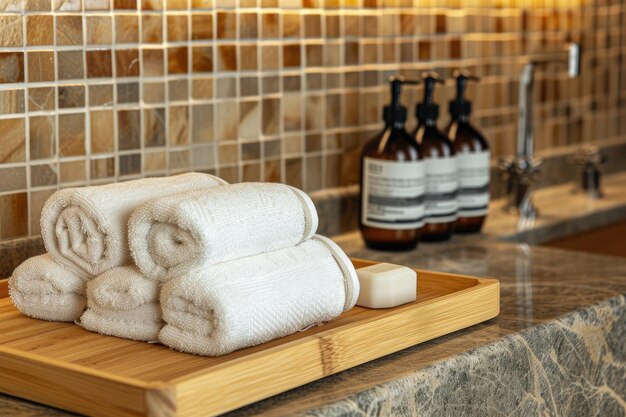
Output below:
[501,43,581,220]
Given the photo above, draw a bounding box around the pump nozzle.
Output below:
[384,75,420,126]
[417,72,444,122]
[450,70,480,120]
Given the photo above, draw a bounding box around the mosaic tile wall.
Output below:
[0,0,624,240]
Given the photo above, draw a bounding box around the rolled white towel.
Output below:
[9,254,88,322]
[159,235,359,356]
[41,172,226,278]
[129,182,319,283]
[79,266,162,342]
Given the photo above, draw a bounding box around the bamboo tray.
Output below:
[0,259,499,417]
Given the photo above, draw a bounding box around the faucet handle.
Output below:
[574,145,607,166]
[574,145,605,199]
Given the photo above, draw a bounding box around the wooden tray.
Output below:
[0,259,499,417]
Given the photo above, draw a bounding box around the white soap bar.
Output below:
[356,263,417,309]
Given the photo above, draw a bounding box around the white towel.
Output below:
[40,172,227,278]
[79,266,162,342]
[129,182,319,283]
[159,235,359,356]
[9,254,87,322]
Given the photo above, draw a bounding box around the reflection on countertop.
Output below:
[5,234,625,417]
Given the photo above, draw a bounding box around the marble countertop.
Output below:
[2,175,626,416]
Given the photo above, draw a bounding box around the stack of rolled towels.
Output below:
[9,172,359,356]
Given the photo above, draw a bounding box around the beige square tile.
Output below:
[56,16,83,46]
[168,79,188,102]
[283,95,302,131]
[57,50,84,80]
[28,87,54,111]
[192,46,213,73]
[0,89,25,115]
[143,82,165,103]
[192,13,213,40]
[86,16,113,45]
[261,13,278,38]
[217,166,239,184]
[143,108,165,148]
[29,116,55,160]
[263,159,281,182]
[27,51,54,82]
[218,143,238,164]
[30,189,55,235]
[26,15,53,46]
[282,13,300,38]
[167,15,188,42]
[0,52,24,84]
[54,0,82,11]
[192,78,213,99]
[239,45,257,71]
[142,15,163,43]
[143,151,166,172]
[115,49,140,77]
[58,85,85,108]
[0,16,23,47]
[169,106,189,145]
[217,12,237,39]
[262,98,279,135]
[31,163,58,187]
[261,45,279,70]
[142,49,164,76]
[239,100,260,140]
[119,153,141,176]
[90,110,114,153]
[168,150,190,171]
[117,110,141,150]
[60,160,86,183]
[115,15,139,43]
[59,113,85,156]
[216,77,236,98]
[285,157,303,189]
[241,142,260,160]
[89,84,113,106]
[240,13,258,39]
[90,157,114,180]
[216,101,238,141]
[26,0,51,10]
[192,104,214,143]
[242,162,261,182]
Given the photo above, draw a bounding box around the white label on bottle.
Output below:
[362,157,425,230]
[457,151,490,217]
[424,156,459,224]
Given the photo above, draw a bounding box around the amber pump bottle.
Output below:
[445,71,490,234]
[359,76,425,251]
[413,73,458,242]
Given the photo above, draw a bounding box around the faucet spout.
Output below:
[504,42,581,221]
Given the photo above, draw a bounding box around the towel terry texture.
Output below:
[158,235,359,356]
[80,266,162,341]
[40,172,227,278]
[129,182,319,283]
[9,254,88,322]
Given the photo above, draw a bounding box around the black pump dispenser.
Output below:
[416,73,444,123]
[449,71,480,120]
[383,76,419,127]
